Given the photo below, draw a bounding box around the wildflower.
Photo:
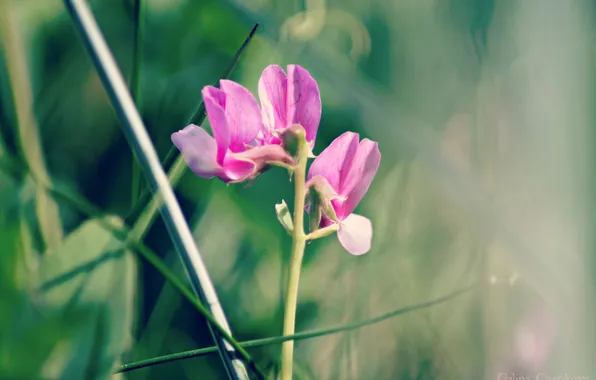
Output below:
[171,65,321,183]
[306,132,380,255]
[258,65,321,148]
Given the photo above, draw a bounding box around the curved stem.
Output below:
[116,281,483,373]
[281,132,309,380]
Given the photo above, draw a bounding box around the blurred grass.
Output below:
[0,0,64,251]
[1,0,596,379]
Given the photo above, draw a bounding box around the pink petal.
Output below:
[307,132,359,193]
[305,175,344,222]
[219,80,263,152]
[258,65,288,132]
[171,125,224,179]
[513,304,558,370]
[286,65,321,145]
[337,213,373,255]
[221,155,255,183]
[233,144,294,166]
[201,86,229,164]
[222,144,295,184]
[341,139,381,216]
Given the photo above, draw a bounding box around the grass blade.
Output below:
[0,0,64,251]
[130,0,145,208]
[116,281,485,373]
[62,1,255,378]
[125,23,259,227]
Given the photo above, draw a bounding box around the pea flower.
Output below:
[171,65,321,183]
[306,132,381,255]
[258,65,321,148]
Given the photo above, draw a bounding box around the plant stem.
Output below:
[281,132,309,380]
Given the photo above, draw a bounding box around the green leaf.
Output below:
[35,217,136,380]
[0,174,73,380]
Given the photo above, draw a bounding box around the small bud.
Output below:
[275,200,294,235]
[307,190,322,233]
[280,124,307,159]
[306,175,343,223]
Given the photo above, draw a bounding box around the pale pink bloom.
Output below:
[306,132,381,255]
[513,304,558,371]
[171,65,321,183]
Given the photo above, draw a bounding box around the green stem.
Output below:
[130,0,145,207]
[117,281,482,373]
[130,155,186,240]
[281,131,309,380]
[305,224,339,241]
[266,161,295,173]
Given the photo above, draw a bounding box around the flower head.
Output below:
[258,65,321,148]
[171,64,321,183]
[306,132,381,255]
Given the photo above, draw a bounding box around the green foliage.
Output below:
[0,203,136,379]
[2,0,596,378]
[36,218,136,380]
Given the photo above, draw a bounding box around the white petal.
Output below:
[337,213,372,255]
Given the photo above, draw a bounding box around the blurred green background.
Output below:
[1,0,596,379]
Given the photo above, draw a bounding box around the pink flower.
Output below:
[306,132,381,255]
[171,65,321,183]
[258,65,321,148]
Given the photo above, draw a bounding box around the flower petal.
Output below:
[221,155,255,183]
[219,80,263,152]
[171,125,224,179]
[201,86,229,164]
[337,213,372,255]
[286,65,321,145]
[305,175,344,222]
[233,144,294,166]
[307,132,359,192]
[341,139,381,216]
[258,65,288,132]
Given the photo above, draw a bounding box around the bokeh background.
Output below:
[1,0,595,379]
